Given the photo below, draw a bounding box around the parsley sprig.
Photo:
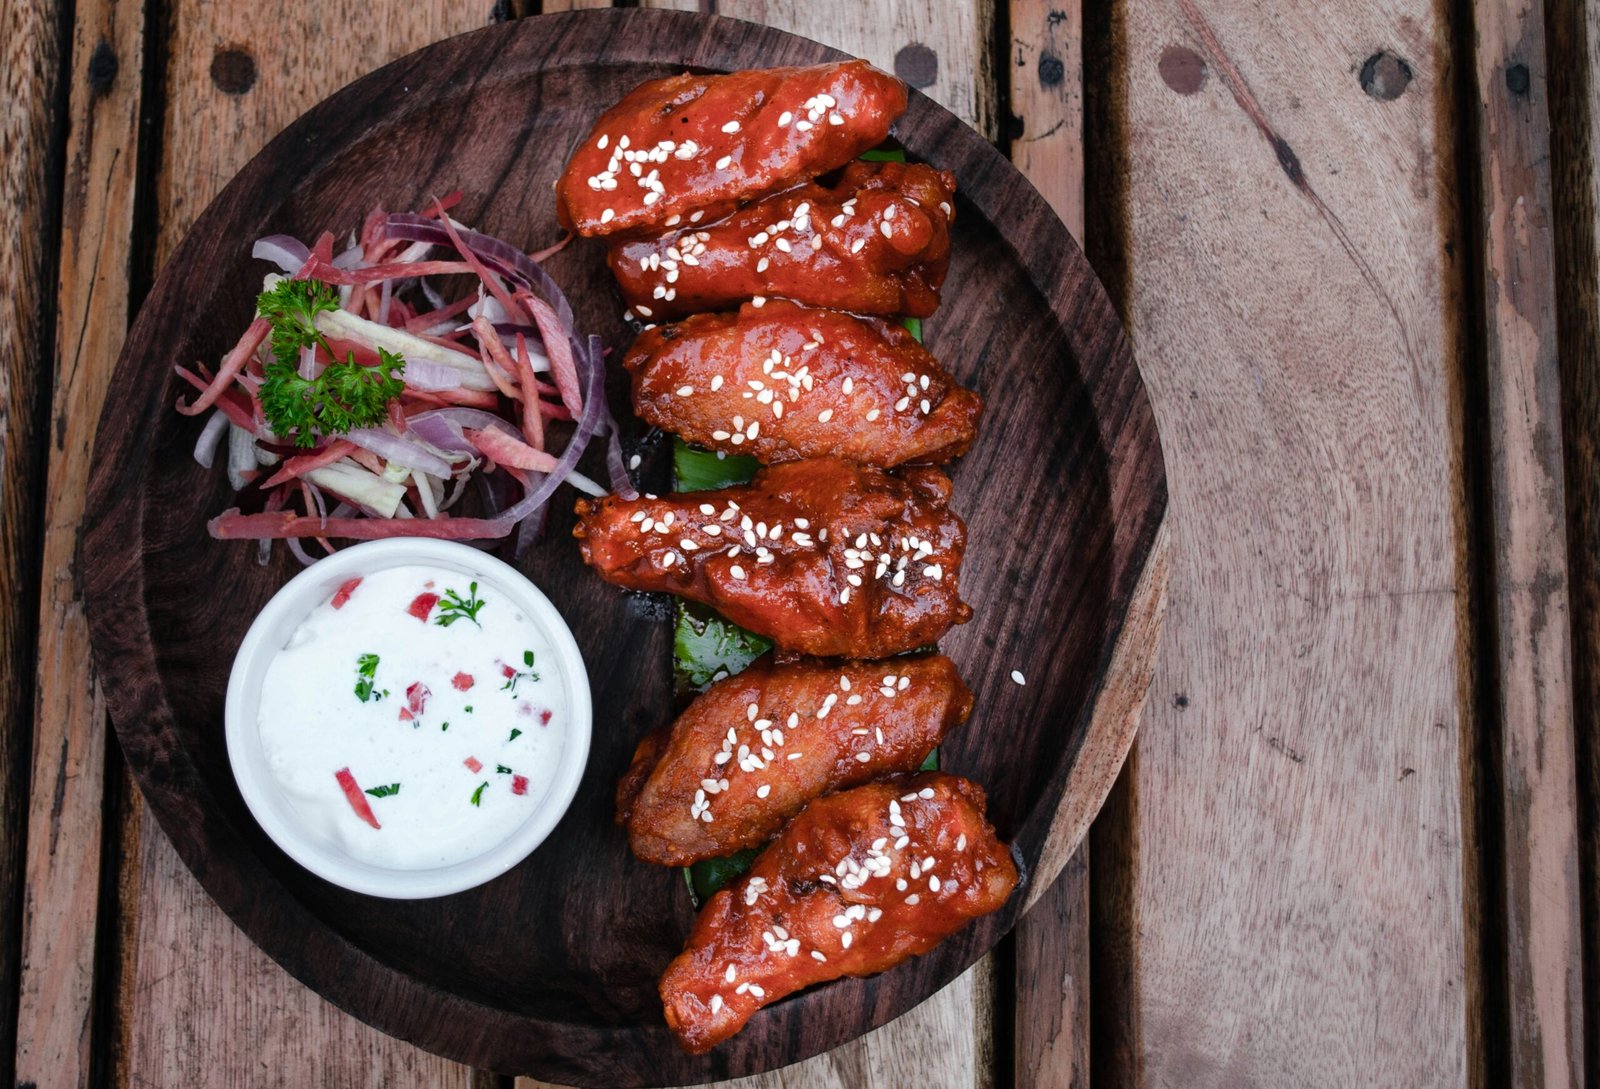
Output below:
[435,582,486,628]
[256,278,405,447]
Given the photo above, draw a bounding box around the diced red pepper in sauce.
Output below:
[452,672,475,691]
[330,577,363,609]
[464,756,483,773]
[406,682,431,717]
[408,592,440,621]
[398,708,414,722]
[511,775,529,796]
[334,768,382,830]
[539,709,553,726]
[502,663,517,679]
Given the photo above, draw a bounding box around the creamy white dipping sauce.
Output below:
[257,563,570,870]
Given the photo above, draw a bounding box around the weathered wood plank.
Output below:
[118,1,493,1085]
[1545,0,1600,1078]
[1466,2,1584,1084]
[1113,1,1475,1085]
[1008,0,1082,242]
[11,0,141,1084]
[0,0,66,1083]
[1007,6,1090,1084]
[642,0,996,140]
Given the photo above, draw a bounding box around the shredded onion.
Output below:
[344,427,454,477]
[252,234,310,272]
[193,409,231,468]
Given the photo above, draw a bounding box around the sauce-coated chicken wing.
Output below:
[617,653,973,865]
[658,773,1017,1052]
[623,301,981,466]
[609,161,956,320]
[573,459,972,658]
[556,62,906,238]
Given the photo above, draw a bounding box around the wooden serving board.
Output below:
[78,9,1164,1085]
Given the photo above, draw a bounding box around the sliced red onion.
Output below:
[193,409,231,469]
[228,424,259,492]
[378,278,394,325]
[332,243,366,269]
[344,427,455,476]
[404,413,470,452]
[253,234,310,272]
[286,536,319,566]
[298,344,318,380]
[400,358,464,392]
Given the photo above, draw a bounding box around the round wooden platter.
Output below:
[81,9,1166,1086]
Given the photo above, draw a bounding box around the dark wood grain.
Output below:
[78,10,1164,1085]
[0,0,67,1083]
[1465,0,1584,1083]
[1546,0,1600,1079]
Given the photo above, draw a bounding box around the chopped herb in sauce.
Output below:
[364,783,401,798]
[496,764,513,774]
[470,781,488,807]
[509,728,523,742]
[354,653,381,702]
[502,650,540,695]
[435,582,486,628]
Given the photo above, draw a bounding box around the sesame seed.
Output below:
[855,752,871,762]
[710,375,724,391]
[905,894,920,905]
[665,213,681,226]
[930,875,942,891]
[752,296,767,307]
[676,385,694,396]
[850,238,865,254]
[841,932,852,948]
[1011,670,1027,685]
[756,257,769,272]
[797,120,813,132]
[717,155,732,170]
[597,134,610,149]
[812,950,827,962]
[722,120,741,133]
[879,220,893,238]
[731,565,746,580]
[957,834,968,851]
[779,111,793,126]
[635,304,653,317]
[600,208,615,224]
[865,408,881,421]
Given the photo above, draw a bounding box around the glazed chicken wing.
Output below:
[658,773,1018,1053]
[609,161,957,320]
[556,61,906,238]
[617,653,973,866]
[623,301,981,467]
[573,458,972,658]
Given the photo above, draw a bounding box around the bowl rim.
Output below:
[224,537,594,899]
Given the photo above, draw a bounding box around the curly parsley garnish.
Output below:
[435,582,486,628]
[256,278,405,447]
[354,653,381,702]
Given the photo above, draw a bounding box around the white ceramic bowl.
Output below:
[225,538,592,898]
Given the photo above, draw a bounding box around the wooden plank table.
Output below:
[2,0,1594,1086]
